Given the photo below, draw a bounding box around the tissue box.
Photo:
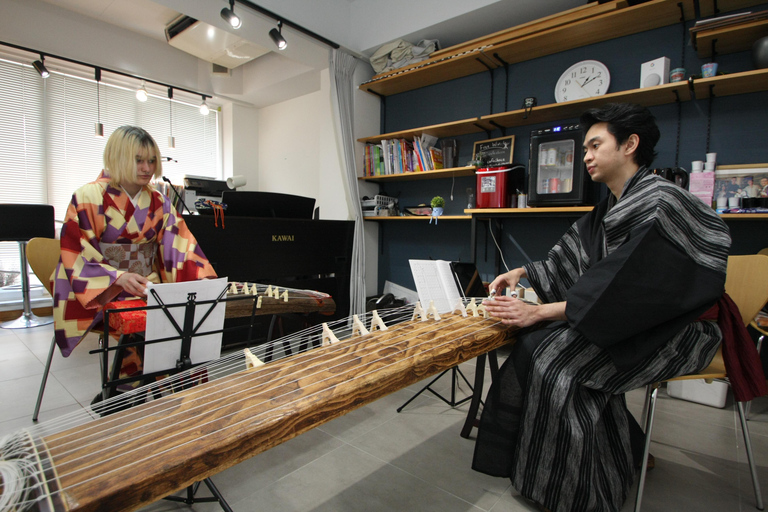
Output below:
[667,379,729,408]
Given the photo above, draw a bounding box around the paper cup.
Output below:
[691,160,704,172]
[702,62,718,78]
[670,68,685,82]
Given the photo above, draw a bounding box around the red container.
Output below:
[476,166,512,208]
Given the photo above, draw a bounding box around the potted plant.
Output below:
[430,196,445,224]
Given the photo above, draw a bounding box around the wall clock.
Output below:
[554,60,610,103]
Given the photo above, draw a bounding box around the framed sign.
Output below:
[473,135,515,167]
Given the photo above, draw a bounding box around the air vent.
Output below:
[165,15,270,70]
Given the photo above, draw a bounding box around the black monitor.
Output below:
[221,191,316,219]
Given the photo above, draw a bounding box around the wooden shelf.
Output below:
[466,206,594,215]
[693,68,768,98]
[693,17,768,58]
[359,69,768,148]
[359,0,695,97]
[720,213,768,219]
[478,81,691,131]
[698,0,767,18]
[364,215,471,221]
[359,166,476,182]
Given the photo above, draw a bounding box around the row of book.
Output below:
[362,134,443,176]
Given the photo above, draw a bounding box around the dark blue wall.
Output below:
[376,10,768,292]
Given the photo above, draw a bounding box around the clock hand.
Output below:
[581,75,597,87]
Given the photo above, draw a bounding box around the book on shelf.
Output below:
[361,135,442,176]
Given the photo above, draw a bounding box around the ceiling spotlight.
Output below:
[200,97,210,116]
[220,0,242,29]
[33,56,50,78]
[136,81,148,102]
[269,21,287,50]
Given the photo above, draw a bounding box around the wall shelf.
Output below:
[364,215,471,221]
[359,166,476,182]
[359,0,696,97]
[693,17,768,58]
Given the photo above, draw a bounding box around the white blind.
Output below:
[0,58,221,276]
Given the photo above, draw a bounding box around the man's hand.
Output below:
[483,296,567,327]
[115,272,149,297]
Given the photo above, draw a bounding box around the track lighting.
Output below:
[200,97,210,116]
[269,21,287,50]
[220,0,242,29]
[33,56,49,78]
[136,81,148,102]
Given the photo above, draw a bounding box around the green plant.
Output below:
[431,196,445,208]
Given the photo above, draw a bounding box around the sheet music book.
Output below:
[409,259,463,314]
[143,277,228,373]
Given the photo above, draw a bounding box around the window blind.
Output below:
[0,58,220,277]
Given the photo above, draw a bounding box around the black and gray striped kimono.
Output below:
[473,167,731,512]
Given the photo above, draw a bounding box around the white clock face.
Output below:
[554,60,610,103]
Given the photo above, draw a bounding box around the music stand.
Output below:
[397,262,487,412]
[91,279,232,511]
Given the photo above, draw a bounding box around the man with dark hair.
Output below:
[471,103,749,511]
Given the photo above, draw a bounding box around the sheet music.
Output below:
[409,259,463,313]
[143,277,228,373]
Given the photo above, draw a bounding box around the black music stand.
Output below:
[396,366,475,412]
[91,285,234,512]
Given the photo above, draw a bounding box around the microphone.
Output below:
[161,176,191,215]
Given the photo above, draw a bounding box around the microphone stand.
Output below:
[162,176,191,215]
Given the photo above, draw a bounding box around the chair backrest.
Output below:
[724,254,768,326]
[27,237,60,295]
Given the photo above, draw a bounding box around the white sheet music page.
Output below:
[409,259,462,313]
[143,277,228,373]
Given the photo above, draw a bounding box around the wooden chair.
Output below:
[634,254,768,512]
[26,237,62,421]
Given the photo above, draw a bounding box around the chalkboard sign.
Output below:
[473,135,515,166]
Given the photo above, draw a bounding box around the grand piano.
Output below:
[184,191,354,347]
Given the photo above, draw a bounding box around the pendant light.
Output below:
[136,81,148,102]
[95,68,104,138]
[200,96,210,116]
[168,87,175,149]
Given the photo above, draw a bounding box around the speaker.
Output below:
[640,57,670,88]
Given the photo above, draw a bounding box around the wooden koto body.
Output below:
[223,286,335,318]
[23,312,514,512]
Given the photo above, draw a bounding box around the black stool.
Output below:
[0,204,55,329]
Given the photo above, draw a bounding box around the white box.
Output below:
[667,379,729,408]
[640,57,670,88]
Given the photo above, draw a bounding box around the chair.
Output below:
[635,254,768,512]
[26,237,62,421]
[0,204,55,328]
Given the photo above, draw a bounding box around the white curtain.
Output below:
[329,49,365,316]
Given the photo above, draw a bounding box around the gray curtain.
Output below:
[329,49,365,316]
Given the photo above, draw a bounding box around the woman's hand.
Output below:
[483,296,566,328]
[115,272,150,297]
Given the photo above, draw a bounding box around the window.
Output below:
[0,56,221,282]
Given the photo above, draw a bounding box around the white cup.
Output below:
[704,161,716,171]
[706,152,717,163]
[691,160,704,172]
[717,197,727,209]
[728,197,740,208]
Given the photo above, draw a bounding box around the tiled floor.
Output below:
[1,322,767,512]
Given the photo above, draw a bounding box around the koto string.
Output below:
[29,304,417,438]
[7,305,491,508]
[2,299,503,510]
[38,314,506,503]
[44,308,484,466]
[24,304,410,438]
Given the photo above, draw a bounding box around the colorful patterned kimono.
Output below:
[473,168,732,512]
[52,170,217,358]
